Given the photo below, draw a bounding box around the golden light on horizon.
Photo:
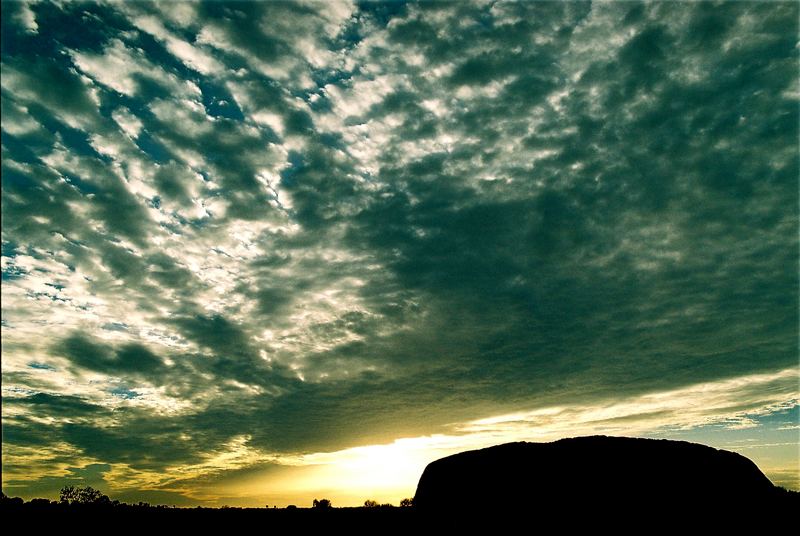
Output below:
[2,371,796,507]
[245,368,799,506]
[262,439,447,505]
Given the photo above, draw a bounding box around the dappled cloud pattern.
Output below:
[2,1,798,505]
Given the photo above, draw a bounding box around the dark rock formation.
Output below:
[414,436,794,520]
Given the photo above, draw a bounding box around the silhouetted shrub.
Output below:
[363,499,379,508]
[1,492,23,508]
[312,498,331,509]
[399,498,414,507]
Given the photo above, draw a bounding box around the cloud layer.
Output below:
[2,1,798,504]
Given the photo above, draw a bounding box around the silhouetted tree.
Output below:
[1,492,23,507]
[400,497,414,507]
[312,498,331,509]
[364,499,379,508]
[59,485,110,505]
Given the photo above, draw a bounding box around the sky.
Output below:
[1,0,798,507]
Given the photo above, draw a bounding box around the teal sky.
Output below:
[1,1,798,506]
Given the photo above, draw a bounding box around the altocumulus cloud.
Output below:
[1,1,798,505]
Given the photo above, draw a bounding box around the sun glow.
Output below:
[292,440,439,501]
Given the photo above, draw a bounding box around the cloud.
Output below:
[70,38,201,99]
[128,12,224,75]
[56,333,165,379]
[2,0,797,504]
[1,57,102,130]
[8,1,39,34]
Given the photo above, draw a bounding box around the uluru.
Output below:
[414,436,796,519]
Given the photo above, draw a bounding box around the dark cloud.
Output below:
[151,162,196,206]
[56,333,165,379]
[6,393,108,417]
[2,57,99,121]
[61,420,199,469]
[170,313,254,358]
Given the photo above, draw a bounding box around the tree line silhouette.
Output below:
[1,486,416,512]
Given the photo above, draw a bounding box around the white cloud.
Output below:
[70,39,201,98]
[133,15,224,75]
[460,368,799,437]
[149,98,213,136]
[151,0,199,29]
[305,0,355,37]
[195,2,353,87]
[166,37,223,75]
[13,1,39,34]
[111,108,143,139]
[1,100,44,136]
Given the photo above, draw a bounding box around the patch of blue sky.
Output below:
[110,386,140,400]
[27,362,56,371]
